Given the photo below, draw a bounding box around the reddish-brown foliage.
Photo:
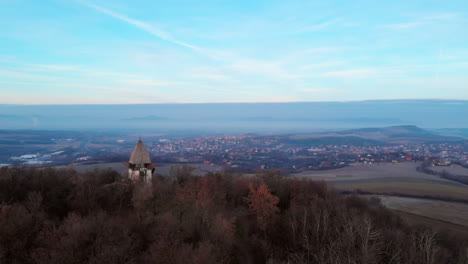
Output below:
[245,183,279,230]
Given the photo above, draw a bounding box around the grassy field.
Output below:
[338,181,468,200]
[430,165,468,176]
[395,211,468,236]
[376,196,468,227]
[292,162,468,200]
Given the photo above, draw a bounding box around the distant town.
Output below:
[1,126,466,173]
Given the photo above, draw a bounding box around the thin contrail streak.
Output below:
[76,0,201,52]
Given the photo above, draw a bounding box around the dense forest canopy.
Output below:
[0,166,467,264]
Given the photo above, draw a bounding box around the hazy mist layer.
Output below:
[1,100,466,133]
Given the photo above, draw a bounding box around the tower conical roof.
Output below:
[129,139,151,164]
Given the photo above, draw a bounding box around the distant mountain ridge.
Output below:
[287,125,465,145]
[338,125,437,138]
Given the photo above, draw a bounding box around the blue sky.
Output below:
[0,0,467,104]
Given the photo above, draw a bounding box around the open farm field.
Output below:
[293,162,450,182]
[292,162,468,200]
[338,181,468,200]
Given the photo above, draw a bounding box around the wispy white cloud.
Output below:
[381,12,460,30]
[189,71,237,82]
[383,21,426,29]
[295,18,341,33]
[315,68,378,79]
[0,58,187,101]
[1,0,467,104]
[299,60,346,71]
[34,64,78,71]
[300,88,343,93]
[281,47,349,66]
[75,1,254,63]
[299,47,345,55]
[75,1,352,86]
[419,12,460,21]
[122,79,188,87]
[0,59,141,80]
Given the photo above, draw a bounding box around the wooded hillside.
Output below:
[0,166,467,264]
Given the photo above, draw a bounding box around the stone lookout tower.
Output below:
[125,139,156,184]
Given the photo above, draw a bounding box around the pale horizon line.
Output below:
[0,98,466,106]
